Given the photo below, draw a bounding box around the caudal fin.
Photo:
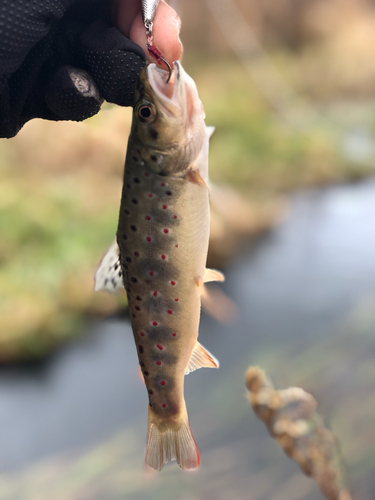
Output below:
[146,409,200,471]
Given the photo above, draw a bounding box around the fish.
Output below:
[94,61,224,471]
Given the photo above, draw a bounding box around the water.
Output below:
[1,180,375,500]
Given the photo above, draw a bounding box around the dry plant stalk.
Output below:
[245,366,352,500]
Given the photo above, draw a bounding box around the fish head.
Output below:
[132,61,206,175]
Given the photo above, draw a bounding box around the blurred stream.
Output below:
[1,179,375,500]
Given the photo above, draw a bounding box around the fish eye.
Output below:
[139,106,152,118]
[137,102,155,121]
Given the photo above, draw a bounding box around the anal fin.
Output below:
[94,240,124,293]
[185,341,219,375]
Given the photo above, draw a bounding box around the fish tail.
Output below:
[146,408,200,471]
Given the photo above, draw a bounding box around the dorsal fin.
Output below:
[185,341,219,375]
[203,268,225,283]
[94,241,124,293]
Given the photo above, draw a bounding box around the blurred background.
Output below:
[1,0,375,498]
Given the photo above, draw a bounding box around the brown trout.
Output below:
[95,61,223,471]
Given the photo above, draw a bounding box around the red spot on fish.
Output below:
[149,271,154,276]
[160,380,166,386]
[174,215,177,219]
[161,183,165,187]
[153,321,158,326]
[162,204,167,209]
[140,331,145,336]
[161,254,166,260]
[145,172,149,177]
[162,403,166,408]
[172,332,176,336]
[146,236,151,242]
[163,228,169,234]
[153,290,157,297]
[167,309,173,315]
[145,215,151,220]
[148,193,153,198]
[156,361,161,366]
[175,298,178,302]
[134,251,139,256]
[170,281,176,286]
[156,344,163,350]
[175,244,178,248]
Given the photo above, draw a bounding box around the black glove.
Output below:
[0,0,146,138]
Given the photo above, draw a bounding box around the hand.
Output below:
[114,0,182,65]
[0,0,181,139]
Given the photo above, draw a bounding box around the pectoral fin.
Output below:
[186,169,208,188]
[94,241,124,293]
[185,341,219,375]
[204,268,225,283]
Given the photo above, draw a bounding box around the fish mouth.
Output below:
[147,61,186,117]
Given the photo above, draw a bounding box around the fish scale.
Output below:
[95,62,223,471]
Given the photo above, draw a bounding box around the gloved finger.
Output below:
[45,65,103,121]
[79,19,146,107]
[114,0,182,65]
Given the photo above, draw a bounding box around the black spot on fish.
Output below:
[126,183,131,189]
[150,350,178,365]
[146,324,176,342]
[122,233,128,240]
[130,225,137,232]
[148,389,154,395]
[166,190,172,196]
[133,156,138,162]
[131,277,138,283]
[148,209,179,226]
[149,128,158,140]
[135,306,140,311]
[124,209,130,215]
[126,257,132,263]
[138,345,144,354]
[140,362,145,367]
[136,296,142,301]
[151,155,157,162]
[135,259,179,285]
[144,371,149,376]
[133,177,140,183]
[132,198,138,205]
